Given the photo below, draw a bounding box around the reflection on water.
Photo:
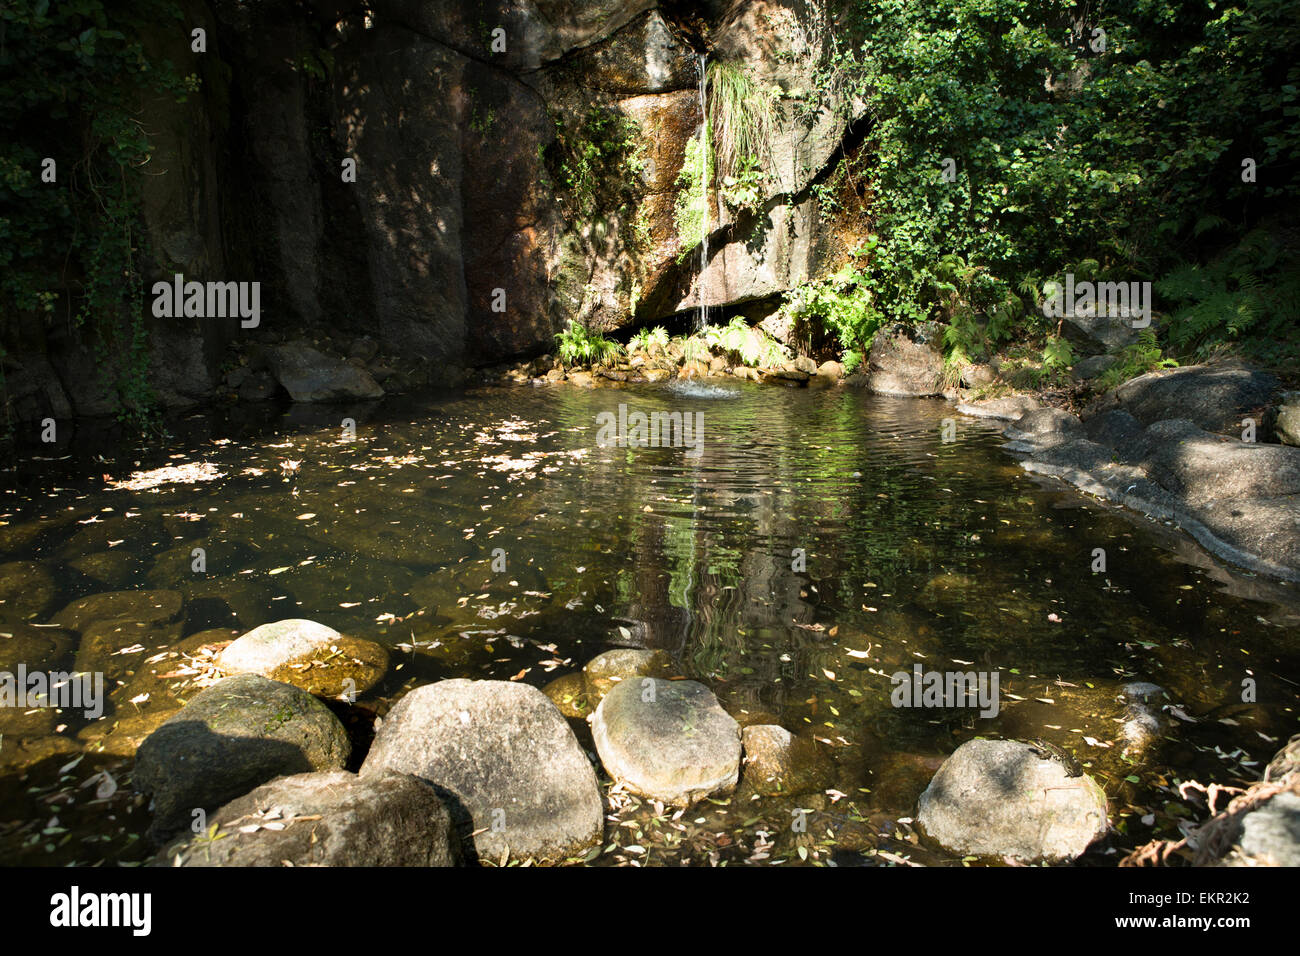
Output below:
[1,382,1297,864]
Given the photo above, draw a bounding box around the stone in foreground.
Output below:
[917,738,1109,862]
[133,674,350,842]
[360,679,602,863]
[592,678,741,807]
[159,770,460,867]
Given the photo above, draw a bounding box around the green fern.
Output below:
[555,320,624,366]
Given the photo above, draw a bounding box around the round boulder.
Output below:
[360,679,603,863]
[133,673,350,842]
[216,618,341,675]
[591,678,741,807]
[917,738,1109,862]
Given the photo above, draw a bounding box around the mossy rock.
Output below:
[542,671,591,719]
[133,674,350,842]
[266,635,390,700]
[582,648,674,703]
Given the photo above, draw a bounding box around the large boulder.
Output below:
[264,342,384,402]
[863,325,945,397]
[1085,364,1278,434]
[216,618,389,697]
[360,679,603,863]
[591,677,741,806]
[917,739,1109,862]
[158,770,461,867]
[133,674,351,842]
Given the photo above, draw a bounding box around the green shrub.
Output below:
[1095,329,1179,391]
[555,320,624,366]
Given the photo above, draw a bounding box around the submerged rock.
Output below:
[133,674,350,842]
[158,770,461,867]
[740,724,833,797]
[542,671,591,719]
[1118,682,1167,755]
[361,679,603,863]
[51,589,183,632]
[0,561,57,621]
[591,678,741,807]
[917,738,1109,862]
[582,648,673,703]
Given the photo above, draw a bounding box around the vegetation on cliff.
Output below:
[1,0,195,431]
[791,0,1299,378]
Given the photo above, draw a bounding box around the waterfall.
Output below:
[697,52,709,333]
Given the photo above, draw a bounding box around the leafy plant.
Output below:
[1095,329,1179,391]
[682,335,711,365]
[673,132,710,259]
[555,319,624,367]
[547,106,645,221]
[781,250,886,365]
[803,0,1300,366]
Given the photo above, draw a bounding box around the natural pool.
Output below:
[2,382,1298,865]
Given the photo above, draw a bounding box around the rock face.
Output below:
[1084,364,1279,435]
[863,325,945,397]
[159,770,461,867]
[264,342,384,402]
[133,674,351,842]
[360,679,603,862]
[917,739,1109,862]
[1008,409,1300,581]
[4,1,864,422]
[591,678,741,806]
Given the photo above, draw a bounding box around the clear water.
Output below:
[2,382,1297,865]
